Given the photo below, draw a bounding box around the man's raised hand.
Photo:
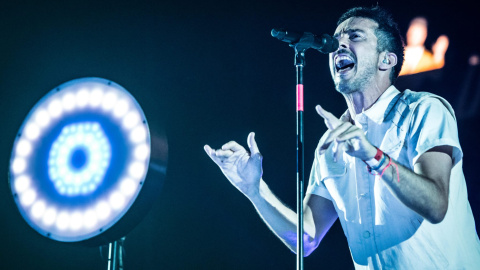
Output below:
[316,105,377,162]
[204,132,263,198]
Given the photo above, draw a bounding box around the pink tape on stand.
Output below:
[297,84,304,111]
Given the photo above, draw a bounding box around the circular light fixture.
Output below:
[9,77,165,244]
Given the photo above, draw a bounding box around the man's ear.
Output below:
[379,52,398,70]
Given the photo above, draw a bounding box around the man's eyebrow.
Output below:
[333,28,366,38]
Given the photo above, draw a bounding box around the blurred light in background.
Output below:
[400,16,449,76]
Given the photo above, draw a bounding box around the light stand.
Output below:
[107,237,125,270]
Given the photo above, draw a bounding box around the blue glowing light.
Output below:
[71,148,87,169]
[48,122,111,196]
[9,77,153,243]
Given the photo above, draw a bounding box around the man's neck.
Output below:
[343,81,391,119]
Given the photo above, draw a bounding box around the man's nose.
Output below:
[336,35,349,49]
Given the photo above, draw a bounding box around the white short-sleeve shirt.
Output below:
[307,86,480,269]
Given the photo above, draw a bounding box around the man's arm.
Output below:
[316,105,452,224]
[249,180,338,255]
[204,133,338,255]
[378,146,451,224]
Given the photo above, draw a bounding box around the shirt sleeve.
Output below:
[407,97,463,168]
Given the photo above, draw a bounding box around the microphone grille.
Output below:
[319,34,339,54]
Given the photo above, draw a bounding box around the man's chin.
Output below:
[335,82,355,94]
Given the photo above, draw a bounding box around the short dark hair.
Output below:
[337,6,405,84]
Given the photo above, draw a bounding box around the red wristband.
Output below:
[364,147,384,169]
[374,148,383,161]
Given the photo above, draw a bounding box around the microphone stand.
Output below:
[272,29,338,270]
[293,44,308,270]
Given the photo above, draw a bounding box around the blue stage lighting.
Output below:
[48,122,111,196]
[9,77,160,243]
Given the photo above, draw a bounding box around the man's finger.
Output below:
[204,145,222,164]
[321,122,352,145]
[336,126,362,142]
[247,132,263,170]
[247,132,260,155]
[222,141,244,152]
[316,105,342,130]
[204,144,214,156]
[215,149,234,158]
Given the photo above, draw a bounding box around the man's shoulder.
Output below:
[398,89,455,117]
[400,89,439,104]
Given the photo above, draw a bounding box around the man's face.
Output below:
[329,17,381,94]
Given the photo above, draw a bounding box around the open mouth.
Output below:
[335,55,355,73]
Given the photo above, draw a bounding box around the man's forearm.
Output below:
[247,179,317,254]
[377,152,450,224]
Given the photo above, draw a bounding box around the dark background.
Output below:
[1,0,478,269]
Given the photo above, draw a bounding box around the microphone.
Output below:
[271,28,339,53]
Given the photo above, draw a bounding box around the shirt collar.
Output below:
[357,85,400,124]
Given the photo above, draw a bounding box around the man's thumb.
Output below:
[247,132,261,157]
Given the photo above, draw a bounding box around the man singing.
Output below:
[204,6,480,269]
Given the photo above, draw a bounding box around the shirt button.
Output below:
[363,231,371,239]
